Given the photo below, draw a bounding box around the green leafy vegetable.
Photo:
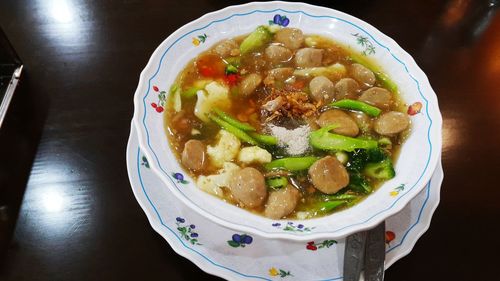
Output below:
[329,99,381,117]
[309,125,378,152]
[309,200,347,214]
[239,25,273,55]
[348,172,372,193]
[225,64,238,75]
[363,158,395,180]
[344,148,393,193]
[265,156,319,171]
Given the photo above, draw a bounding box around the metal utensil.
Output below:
[343,222,386,281]
[364,222,386,281]
[343,230,367,281]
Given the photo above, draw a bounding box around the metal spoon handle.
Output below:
[343,231,367,281]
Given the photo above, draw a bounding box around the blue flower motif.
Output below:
[297,224,304,229]
[228,233,253,248]
[272,223,281,227]
[190,233,199,238]
[172,172,189,184]
[243,235,253,244]
[190,224,196,229]
[176,217,185,223]
[174,173,184,181]
[271,14,290,27]
[232,234,241,243]
[288,222,293,225]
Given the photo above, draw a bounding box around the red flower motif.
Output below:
[385,231,396,243]
[155,106,164,113]
[407,102,422,116]
[306,244,317,251]
[153,85,159,92]
[151,102,157,108]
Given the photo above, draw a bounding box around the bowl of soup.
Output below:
[133,1,442,240]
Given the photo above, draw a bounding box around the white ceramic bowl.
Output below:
[132,1,442,241]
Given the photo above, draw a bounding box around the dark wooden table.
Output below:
[0,0,499,280]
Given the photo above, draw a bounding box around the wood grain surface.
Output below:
[0,0,499,280]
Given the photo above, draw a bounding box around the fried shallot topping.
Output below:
[261,87,321,121]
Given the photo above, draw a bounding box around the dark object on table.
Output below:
[344,222,386,281]
[0,26,23,256]
[0,27,22,128]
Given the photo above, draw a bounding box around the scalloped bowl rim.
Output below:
[132,1,442,241]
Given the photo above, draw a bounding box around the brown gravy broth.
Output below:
[164,27,409,220]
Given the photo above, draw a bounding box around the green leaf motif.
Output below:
[352,33,376,56]
[279,269,293,277]
[319,239,337,248]
[227,240,240,248]
[141,156,150,168]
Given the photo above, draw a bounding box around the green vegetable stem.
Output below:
[329,99,381,117]
[310,200,347,213]
[266,177,288,190]
[208,114,257,145]
[239,26,273,55]
[309,125,378,152]
[264,156,319,171]
[349,54,398,92]
[249,132,278,146]
[213,108,256,131]
[182,87,202,98]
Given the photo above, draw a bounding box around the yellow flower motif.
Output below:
[192,38,200,46]
[390,191,399,197]
[269,267,279,276]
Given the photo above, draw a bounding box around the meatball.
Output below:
[335,78,360,100]
[239,73,262,96]
[317,109,359,137]
[358,87,393,110]
[228,167,267,207]
[309,76,335,103]
[351,63,376,88]
[263,67,294,85]
[308,156,349,194]
[274,28,304,50]
[264,185,301,219]
[295,48,323,68]
[348,111,372,133]
[374,111,410,136]
[264,45,292,65]
[214,39,239,57]
[181,139,207,172]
